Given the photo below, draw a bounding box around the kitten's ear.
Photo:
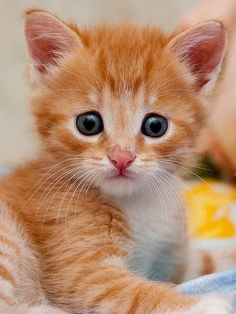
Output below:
[167,21,227,94]
[25,10,82,85]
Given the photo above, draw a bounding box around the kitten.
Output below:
[0,9,233,314]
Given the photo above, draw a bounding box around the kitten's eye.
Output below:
[141,114,168,138]
[76,111,104,136]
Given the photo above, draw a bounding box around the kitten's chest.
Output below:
[118,192,187,282]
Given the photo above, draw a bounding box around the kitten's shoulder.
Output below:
[0,158,51,202]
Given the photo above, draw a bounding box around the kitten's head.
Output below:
[25,10,226,197]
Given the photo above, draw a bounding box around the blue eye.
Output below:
[141,114,168,138]
[76,111,104,136]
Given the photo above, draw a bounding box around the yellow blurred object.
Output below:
[184,181,236,239]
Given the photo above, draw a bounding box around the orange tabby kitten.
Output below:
[0,9,233,314]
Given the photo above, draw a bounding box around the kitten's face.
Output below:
[25,11,226,197]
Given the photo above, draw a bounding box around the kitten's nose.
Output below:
[108,146,135,172]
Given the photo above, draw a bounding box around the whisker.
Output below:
[160,160,214,191]
[22,158,83,207]
[63,169,97,233]
[33,164,82,223]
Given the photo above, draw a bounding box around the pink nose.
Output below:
[108,146,135,171]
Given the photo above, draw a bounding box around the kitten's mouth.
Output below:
[107,169,135,180]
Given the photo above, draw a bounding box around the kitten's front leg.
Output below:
[0,202,68,314]
[41,202,233,314]
[46,252,233,314]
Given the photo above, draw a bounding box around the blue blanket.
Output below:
[178,269,236,295]
[178,269,236,310]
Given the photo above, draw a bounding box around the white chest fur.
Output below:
[116,183,188,282]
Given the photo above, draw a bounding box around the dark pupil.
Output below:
[76,112,103,136]
[84,117,95,131]
[141,114,168,138]
[150,120,162,134]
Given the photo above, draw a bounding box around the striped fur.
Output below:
[0,8,234,314]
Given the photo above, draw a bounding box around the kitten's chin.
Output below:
[98,177,143,198]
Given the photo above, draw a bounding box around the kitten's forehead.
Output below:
[48,24,203,134]
[101,83,146,137]
[75,24,167,96]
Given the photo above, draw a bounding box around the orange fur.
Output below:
[0,9,233,314]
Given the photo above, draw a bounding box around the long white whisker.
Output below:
[22,158,84,209]
[33,164,82,223]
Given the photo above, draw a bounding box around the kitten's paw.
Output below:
[186,295,233,314]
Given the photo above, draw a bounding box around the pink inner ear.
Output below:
[25,12,77,76]
[27,33,62,75]
[185,30,225,89]
[171,22,226,90]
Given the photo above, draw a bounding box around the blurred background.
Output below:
[0,0,199,167]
